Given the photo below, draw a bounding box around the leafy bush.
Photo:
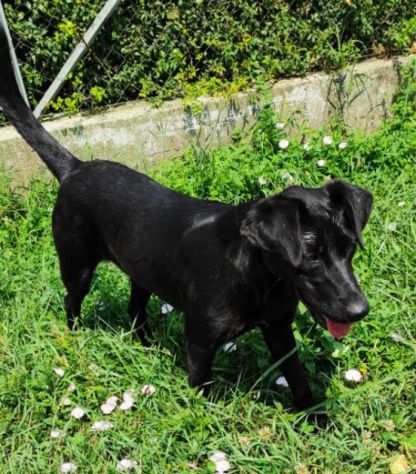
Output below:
[4,0,416,113]
[152,60,416,201]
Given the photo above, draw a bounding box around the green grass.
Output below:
[1,70,416,473]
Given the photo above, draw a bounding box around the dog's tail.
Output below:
[0,23,80,182]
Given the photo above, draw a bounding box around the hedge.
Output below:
[4,0,416,114]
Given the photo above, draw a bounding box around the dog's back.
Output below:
[54,159,229,307]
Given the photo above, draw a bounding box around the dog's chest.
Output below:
[227,279,297,336]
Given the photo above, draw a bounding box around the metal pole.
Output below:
[34,0,122,118]
[0,0,29,106]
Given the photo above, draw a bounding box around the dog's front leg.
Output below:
[184,312,220,393]
[185,340,216,394]
[261,323,314,410]
[128,281,152,346]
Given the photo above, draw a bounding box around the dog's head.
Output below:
[240,180,373,339]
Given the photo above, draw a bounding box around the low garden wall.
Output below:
[0,54,413,183]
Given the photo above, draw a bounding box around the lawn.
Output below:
[0,69,415,473]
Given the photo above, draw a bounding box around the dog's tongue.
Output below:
[326,318,352,340]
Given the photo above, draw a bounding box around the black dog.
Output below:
[0,26,372,409]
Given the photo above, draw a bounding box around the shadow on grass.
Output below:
[75,274,337,411]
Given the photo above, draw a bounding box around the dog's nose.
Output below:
[346,298,369,321]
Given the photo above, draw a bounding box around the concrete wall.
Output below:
[0,55,413,183]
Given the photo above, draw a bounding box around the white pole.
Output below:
[34,0,122,118]
[0,0,29,106]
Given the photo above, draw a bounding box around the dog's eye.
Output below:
[304,231,316,243]
[303,232,325,262]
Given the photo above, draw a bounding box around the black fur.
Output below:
[0,24,79,180]
[0,25,373,409]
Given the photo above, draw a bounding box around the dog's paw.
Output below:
[305,410,330,430]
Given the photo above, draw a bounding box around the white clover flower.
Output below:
[141,384,156,396]
[209,452,227,463]
[303,143,310,151]
[91,420,113,432]
[339,141,348,149]
[101,403,116,415]
[281,171,293,182]
[398,201,405,207]
[117,459,138,472]
[275,376,289,388]
[119,400,134,411]
[387,222,397,232]
[209,452,231,473]
[70,407,86,419]
[215,460,231,474]
[96,300,106,311]
[53,367,65,378]
[67,383,76,393]
[275,122,285,129]
[390,332,406,343]
[50,429,64,439]
[317,159,326,167]
[60,463,77,473]
[161,303,174,314]
[222,342,237,353]
[258,176,267,186]
[120,391,135,411]
[344,368,363,383]
[101,395,118,415]
[278,139,289,150]
[323,135,333,145]
[60,397,72,406]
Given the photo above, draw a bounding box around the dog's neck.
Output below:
[217,203,290,296]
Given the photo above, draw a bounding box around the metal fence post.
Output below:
[0,0,29,107]
[33,0,122,118]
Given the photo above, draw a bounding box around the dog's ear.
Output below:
[325,180,373,246]
[240,197,303,267]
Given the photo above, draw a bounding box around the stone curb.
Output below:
[0,54,414,183]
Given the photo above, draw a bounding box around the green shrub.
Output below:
[4,0,416,113]
[152,60,416,202]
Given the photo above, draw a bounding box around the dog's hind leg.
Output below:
[53,212,98,329]
[60,260,96,330]
[128,281,152,345]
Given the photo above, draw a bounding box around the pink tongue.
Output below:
[326,319,352,340]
